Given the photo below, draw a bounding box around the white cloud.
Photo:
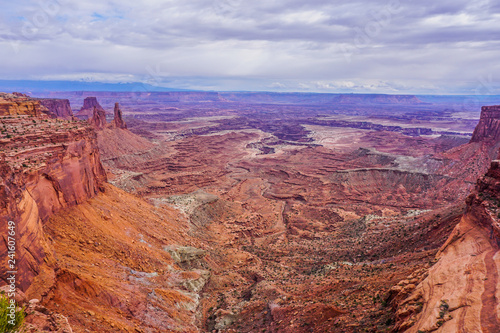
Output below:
[0,0,499,93]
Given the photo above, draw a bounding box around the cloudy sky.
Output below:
[1,0,500,93]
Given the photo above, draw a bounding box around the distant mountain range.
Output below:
[0,81,499,108]
[0,80,190,93]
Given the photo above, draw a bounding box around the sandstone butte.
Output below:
[1,93,500,332]
[76,97,107,119]
[38,98,74,119]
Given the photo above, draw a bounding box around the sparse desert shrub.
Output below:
[0,293,25,333]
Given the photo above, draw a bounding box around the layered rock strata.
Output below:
[470,105,500,143]
[0,93,50,117]
[89,106,107,129]
[112,102,126,129]
[392,108,500,332]
[0,113,106,292]
[38,98,74,119]
[76,97,106,119]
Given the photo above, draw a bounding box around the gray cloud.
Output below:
[0,0,499,93]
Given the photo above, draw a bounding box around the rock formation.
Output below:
[305,118,433,137]
[112,102,126,129]
[391,112,500,332]
[38,98,73,119]
[76,96,106,119]
[470,105,500,143]
[0,286,74,332]
[0,94,203,332]
[89,106,107,129]
[4,89,500,332]
[0,114,106,292]
[40,184,204,333]
[0,93,50,117]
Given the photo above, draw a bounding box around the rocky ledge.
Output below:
[0,93,50,117]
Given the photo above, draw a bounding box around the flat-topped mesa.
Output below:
[89,106,107,129]
[76,97,106,119]
[336,94,423,104]
[470,105,500,143]
[0,92,50,117]
[113,102,127,129]
[82,96,105,111]
[38,98,73,119]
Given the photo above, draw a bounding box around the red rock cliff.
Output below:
[89,106,107,129]
[0,93,50,117]
[470,105,500,143]
[0,115,106,292]
[76,97,106,119]
[393,141,500,332]
[38,98,74,119]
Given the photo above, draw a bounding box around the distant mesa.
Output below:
[0,92,75,119]
[12,92,28,97]
[76,97,106,119]
[336,94,423,104]
[84,98,127,130]
[219,92,424,105]
[470,105,500,143]
[37,98,73,119]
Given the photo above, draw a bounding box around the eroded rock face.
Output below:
[24,299,74,333]
[470,105,500,143]
[82,96,105,111]
[1,105,206,332]
[40,184,204,333]
[0,115,106,292]
[393,161,500,332]
[392,107,500,332]
[112,103,126,129]
[76,97,106,119]
[38,99,73,119]
[89,106,107,129]
[0,93,50,117]
[81,99,128,130]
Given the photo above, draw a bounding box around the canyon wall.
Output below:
[1,95,205,332]
[0,93,49,117]
[471,105,500,143]
[392,108,500,332]
[392,159,500,332]
[38,98,74,119]
[0,98,106,292]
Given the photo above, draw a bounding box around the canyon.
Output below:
[1,92,499,332]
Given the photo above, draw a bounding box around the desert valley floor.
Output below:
[1,91,500,332]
